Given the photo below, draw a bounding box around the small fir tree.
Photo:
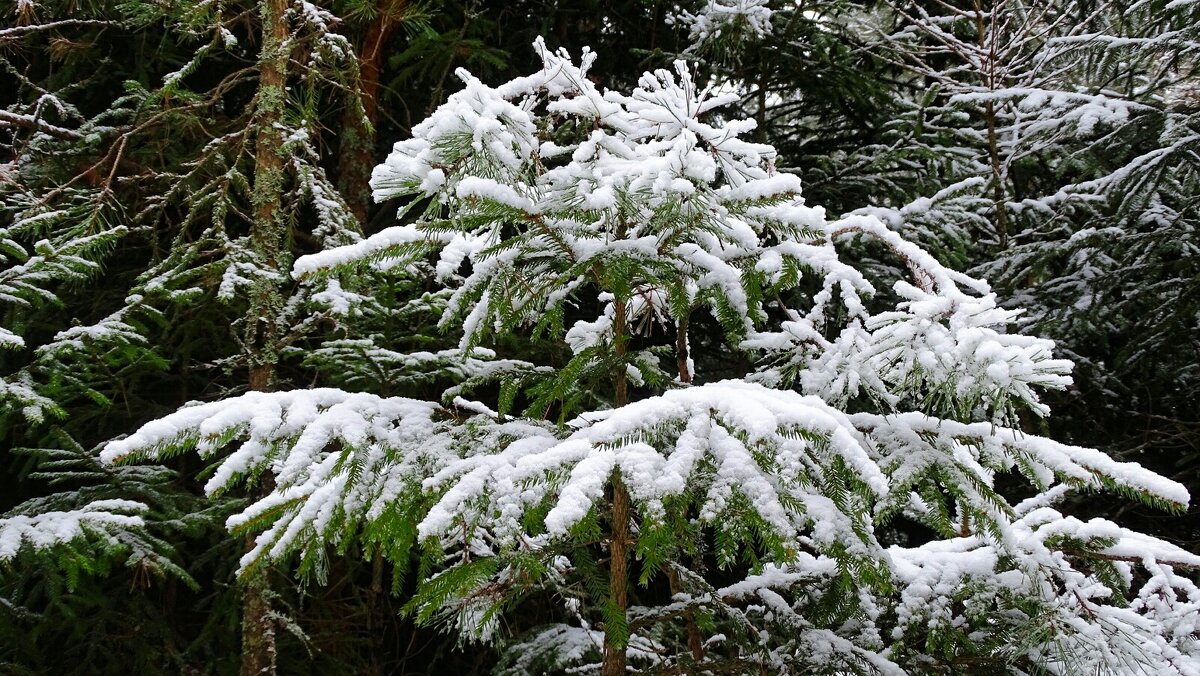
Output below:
[104,40,1200,675]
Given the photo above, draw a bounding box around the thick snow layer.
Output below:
[103,389,455,569]
[418,381,887,558]
[889,508,1200,674]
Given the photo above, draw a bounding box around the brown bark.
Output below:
[613,296,629,407]
[367,551,386,676]
[667,310,704,664]
[338,3,403,226]
[665,566,704,663]
[243,363,277,676]
[602,296,631,676]
[247,0,289,378]
[602,476,632,676]
[240,546,277,676]
[241,1,289,673]
[983,99,1009,249]
[974,1,1010,249]
[248,364,272,392]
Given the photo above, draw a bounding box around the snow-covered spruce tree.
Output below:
[862,0,1179,253]
[0,222,198,594]
[871,0,1070,251]
[0,171,226,672]
[965,0,1200,479]
[870,1,1200,507]
[0,1,174,565]
[105,41,1200,674]
[665,0,985,286]
[1,0,375,671]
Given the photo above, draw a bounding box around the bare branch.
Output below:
[0,19,114,40]
[0,110,81,140]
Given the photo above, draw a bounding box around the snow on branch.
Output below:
[0,109,82,141]
[102,389,455,571]
[889,509,1200,674]
[851,410,1191,537]
[97,33,1200,671]
[0,500,146,561]
[672,0,774,44]
[420,381,890,566]
[296,38,854,360]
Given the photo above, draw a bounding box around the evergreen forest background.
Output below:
[1,0,1197,673]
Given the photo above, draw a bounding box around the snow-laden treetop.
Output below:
[295,37,1075,427]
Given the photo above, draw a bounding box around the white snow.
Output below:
[0,500,146,560]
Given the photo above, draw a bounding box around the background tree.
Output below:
[0,0,372,672]
[867,0,1200,545]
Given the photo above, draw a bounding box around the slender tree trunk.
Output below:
[338,2,402,225]
[983,100,1009,249]
[240,557,276,676]
[602,296,631,676]
[241,1,290,673]
[665,566,704,663]
[613,297,629,407]
[603,477,632,676]
[248,0,289,371]
[975,0,1010,249]
[367,551,386,676]
[668,313,704,663]
[675,313,691,385]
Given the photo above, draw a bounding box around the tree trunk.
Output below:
[247,0,289,374]
[602,476,632,676]
[675,313,691,385]
[602,296,631,676]
[240,554,276,676]
[974,0,1010,249]
[241,1,290,673]
[983,99,1009,249]
[367,551,386,676]
[668,319,704,663]
[665,566,704,663]
[338,2,403,226]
